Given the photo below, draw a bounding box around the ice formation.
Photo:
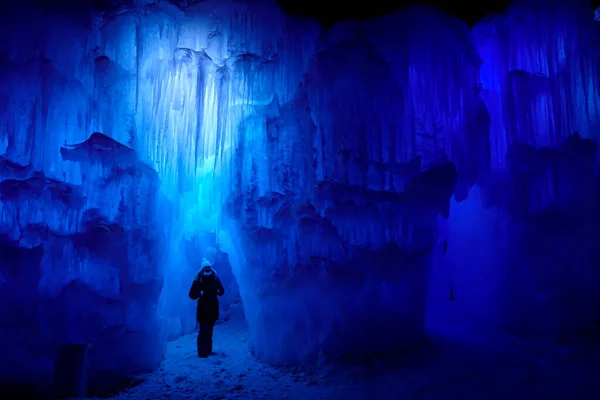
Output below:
[437,0,600,340]
[0,0,599,396]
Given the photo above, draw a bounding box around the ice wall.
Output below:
[0,0,478,373]
[0,0,317,394]
[222,6,479,364]
[436,0,600,340]
[474,0,600,168]
[8,0,595,387]
[0,133,164,395]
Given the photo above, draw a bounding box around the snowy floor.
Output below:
[104,300,600,400]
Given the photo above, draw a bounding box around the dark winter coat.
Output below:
[188,274,225,323]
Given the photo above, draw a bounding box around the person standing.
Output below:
[188,258,225,358]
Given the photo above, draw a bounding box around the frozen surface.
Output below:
[103,304,600,400]
[1,0,472,375]
[0,0,311,392]
[224,160,457,364]
[223,5,476,364]
[0,133,165,395]
[437,0,600,340]
[473,0,600,168]
[434,133,600,341]
[1,0,600,395]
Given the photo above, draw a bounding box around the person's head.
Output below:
[200,259,214,277]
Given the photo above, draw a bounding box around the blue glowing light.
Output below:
[0,0,599,397]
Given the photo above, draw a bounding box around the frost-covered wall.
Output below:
[0,0,469,379]
[224,6,478,364]
[0,0,316,394]
[436,0,600,341]
[0,133,165,394]
[3,0,600,395]
[474,0,600,169]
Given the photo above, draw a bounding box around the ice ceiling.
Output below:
[1,0,600,395]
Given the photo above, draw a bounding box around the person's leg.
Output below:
[207,320,216,354]
[197,322,208,358]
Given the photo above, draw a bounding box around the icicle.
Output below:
[474,0,599,168]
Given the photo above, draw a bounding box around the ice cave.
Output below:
[0,0,599,398]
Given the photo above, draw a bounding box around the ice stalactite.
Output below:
[126,0,318,343]
[473,0,600,169]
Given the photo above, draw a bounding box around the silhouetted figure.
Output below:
[188,259,225,358]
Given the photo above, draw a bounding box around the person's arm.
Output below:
[189,279,201,300]
[216,277,225,296]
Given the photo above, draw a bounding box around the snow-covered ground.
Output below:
[104,300,600,400]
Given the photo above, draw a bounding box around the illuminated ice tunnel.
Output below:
[1,0,600,397]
